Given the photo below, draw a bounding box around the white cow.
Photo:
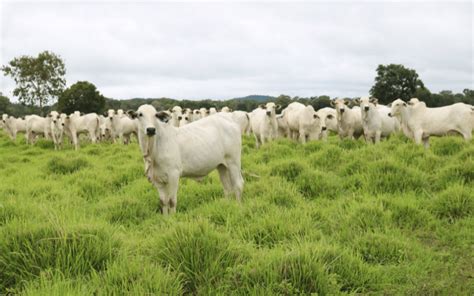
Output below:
[192,109,202,121]
[26,115,51,144]
[109,113,138,144]
[129,104,244,215]
[249,102,279,148]
[209,107,218,115]
[389,99,473,148]
[315,107,338,141]
[230,111,251,135]
[98,115,112,141]
[199,108,209,118]
[282,102,320,143]
[221,106,232,113]
[276,114,289,138]
[61,113,100,150]
[3,115,27,141]
[356,97,400,143]
[169,106,183,127]
[178,114,191,127]
[49,111,64,150]
[331,98,363,140]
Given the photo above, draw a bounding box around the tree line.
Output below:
[1,51,472,117]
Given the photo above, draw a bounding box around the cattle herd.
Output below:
[1,97,473,214]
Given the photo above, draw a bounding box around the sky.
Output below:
[0,0,472,101]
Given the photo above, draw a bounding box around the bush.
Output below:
[151,221,248,293]
[0,222,120,291]
[46,157,89,174]
[431,184,473,222]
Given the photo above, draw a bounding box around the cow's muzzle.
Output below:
[339,109,345,113]
[266,111,271,116]
[322,126,327,131]
[388,113,392,117]
[146,127,156,136]
[364,106,369,111]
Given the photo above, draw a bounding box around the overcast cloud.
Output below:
[0,1,472,101]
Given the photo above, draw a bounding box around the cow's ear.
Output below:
[178,116,182,120]
[387,103,392,107]
[313,114,319,119]
[229,108,233,112]
[259,104,266,109]
[103,112,107,117]
[344,100,349,105]
[80,112,85,116]
[370,98,378,105]
[327,114,334,119]
[354,98,360,105]
[276,104,282,110]
[156,111,170,123]
[66,115,70,119]
[330,100,335,107]
[48,114,52,117]
[403,102,407,107]
[127,110,137,119]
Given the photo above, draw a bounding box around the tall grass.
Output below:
[0,130,472,294]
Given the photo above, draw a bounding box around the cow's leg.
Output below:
[298,129,306,144]
[167,174,180,215]
[228,162,244,203]
[254,134,260,149]
[72,132,79,150]
[413,130,423,146]
[460,128,472,142]
[375,131,381,144]
[156,183,169,215]
[422,136,430,149]
[217,164,233,198]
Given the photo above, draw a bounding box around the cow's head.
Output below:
[388,99,407,117]
[261,102,279,116]
[333,98,349,114]
[407,98,421,106]
[128,105,170,137]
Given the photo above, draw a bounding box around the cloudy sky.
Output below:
[0,1,472,101]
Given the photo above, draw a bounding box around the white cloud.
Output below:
[1,1,472,102]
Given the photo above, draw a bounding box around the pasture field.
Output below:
[0,131,473,295]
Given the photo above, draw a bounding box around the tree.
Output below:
[369,64,425,104]
[57,81,106,114]
[0,92,12,114]
[1,51,66,111]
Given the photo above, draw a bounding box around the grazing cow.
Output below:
[282,102,320,143]
[315,107,338,141]
[169,106,183,127]
[356,97,400,143]
[61,113,100,150]
[49,111,64,150]
[26,115,51,144]
[3,115,27,141]
[231,111,251,135]
[129,104,244,215]
[221,106,232,113]
[331,98,363,140]
[249,102,279,148]
[389,99,473,148]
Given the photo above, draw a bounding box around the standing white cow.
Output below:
[249,102,279,148]
[26,115,51,144]
[129,104,244,215]
[331,98,363,140]
[192,109,202,121]
[199,108,209,118]
[109,113,138,144]
[221,106,232,113]
[282,102,320,143]
[178,114,191,127]
[49,111,65,150]
[169,106,183,127]
[389,99,473,148]
[356,97,400,143]
[61,113,100,150]
[209,107,218,115]
[230,111,251,135]
[2,115,27,141]
[315,107,338,141]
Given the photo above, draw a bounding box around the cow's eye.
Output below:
[139,113,143,117]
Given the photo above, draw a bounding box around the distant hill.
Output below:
[231,95,275,102]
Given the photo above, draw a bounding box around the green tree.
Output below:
[1,51,66,111]
[0,92,12,114]
[57,81,106,114]
[370,64,425,104]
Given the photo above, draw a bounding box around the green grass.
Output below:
[0,131,472,295]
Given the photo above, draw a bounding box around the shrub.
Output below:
[0,222,120,291]
[151,221,248,293]
[431,184,473,222]
[46,157,89,174]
